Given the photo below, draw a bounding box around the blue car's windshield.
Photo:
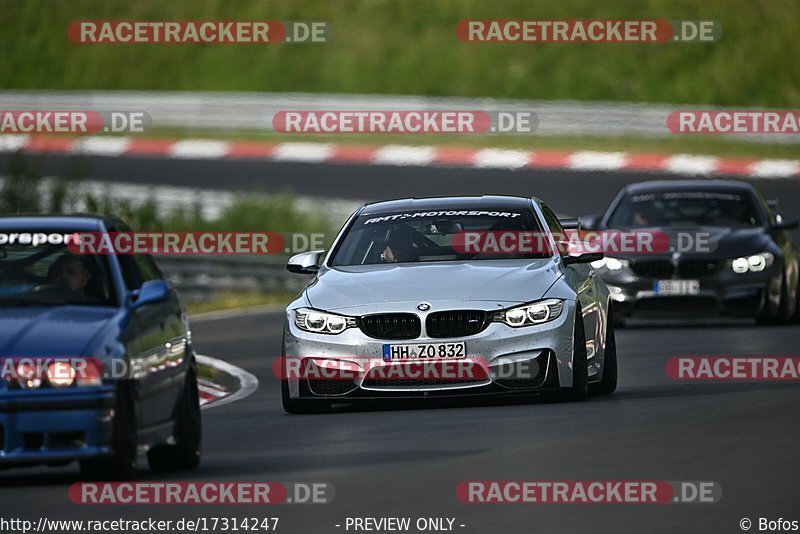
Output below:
[0,232,117,306]
[331,208,550,266]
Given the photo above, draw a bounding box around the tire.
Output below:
[557,307,588,402]
[80,383,137,480]
[281,379,331,414]
[760,275,793,325]
[777,274,792,324]
[147,365,202,471]
[794,275,800,323]
[590,305,618,395]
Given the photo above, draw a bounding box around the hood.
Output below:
[306,259,561,312]
[0,306,118,357]
[609,226,774,260]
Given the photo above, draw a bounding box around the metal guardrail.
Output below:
[154,254,311,300]
[1,90,795,144]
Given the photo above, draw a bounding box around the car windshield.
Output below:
[0,232,117,306]
[607,190,762,229]
[330,208,549,266]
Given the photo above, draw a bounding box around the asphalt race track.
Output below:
[4,152,800,217]
[1,153,800,533]
[2,310,799,533]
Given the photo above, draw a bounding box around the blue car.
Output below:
[0,215,201,478]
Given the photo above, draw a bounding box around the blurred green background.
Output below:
[2,0,798,106]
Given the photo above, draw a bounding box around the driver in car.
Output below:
[48,254,90,295]
[381,234,418,263]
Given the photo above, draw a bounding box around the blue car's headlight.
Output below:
[495,299,565,327]
[3,358,104,389]
[295,308,356,335]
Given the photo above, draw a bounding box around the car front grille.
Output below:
[631,259,721,279]
[426,310,491,338]
[678,259,720,278]
[630,260,674,278]
[359,313,421,340]
[635,296,719,313]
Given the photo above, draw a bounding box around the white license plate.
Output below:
[382,342,466,361]
[654,279,700,295]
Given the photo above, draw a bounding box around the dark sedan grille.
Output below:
[426,310,491,338]
[359,313,421,340]
[678,259,720,278]
[631,259,721,279]
[630,260,674,278]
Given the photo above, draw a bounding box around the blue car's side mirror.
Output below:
[131,280,171,309]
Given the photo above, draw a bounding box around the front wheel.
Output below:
[590,306,618,395]
[757,275,792,325]
[147,365,202,471]
[556,307,588,402]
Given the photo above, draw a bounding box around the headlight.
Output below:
[46,361,76,387]
[731,252,774,273]
[591,257,629,271]
[16,360,42,389]
[495,299,564,327]
[295,308,356,334]
[5,358,103,389]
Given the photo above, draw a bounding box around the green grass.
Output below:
[1,0,799,107]
[143,127,800,160]
[1,151,334,233]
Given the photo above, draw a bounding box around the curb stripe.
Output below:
[8,135,800,179]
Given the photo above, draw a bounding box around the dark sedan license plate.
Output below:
[654,279,700,295]
[382,342,466,361]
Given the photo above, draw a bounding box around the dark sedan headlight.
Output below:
[295,308,356,334]
[730,252,774,274]
[495,299,564,327]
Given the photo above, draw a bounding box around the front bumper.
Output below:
[282,300,582,401]
[0,387,115,466]
[600,264,780,318]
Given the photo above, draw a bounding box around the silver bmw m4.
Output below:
[281,195,617,413]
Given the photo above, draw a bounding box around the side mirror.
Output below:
[773,214,799,230]
[767,198,779,212]
[131,280,171,309]
[563,251,604,265]
[287,250,325,275]
[579,214,602,230]
[558,218,580,230]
